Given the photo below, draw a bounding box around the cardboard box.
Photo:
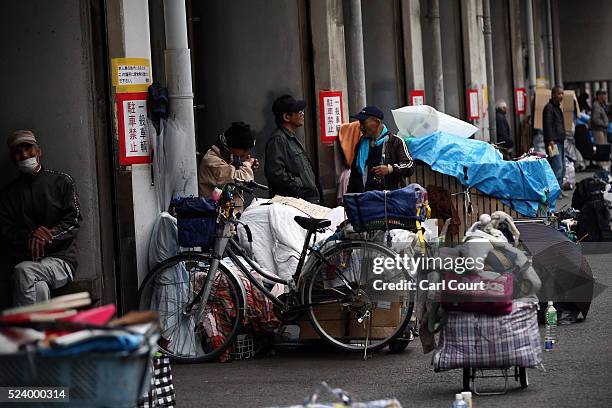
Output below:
[298,302,402,341]
[534,88,579,130]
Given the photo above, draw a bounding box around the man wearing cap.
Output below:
[198,121,259,211]
[0,131,81,306]
[265,94,321,203]
[347,106,414,193]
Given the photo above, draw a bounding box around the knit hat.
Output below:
[224,122,255,150]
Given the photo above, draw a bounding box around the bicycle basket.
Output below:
[172,196,217,249]
[343,185,423,232]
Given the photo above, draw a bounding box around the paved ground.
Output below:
[173,172,612,408]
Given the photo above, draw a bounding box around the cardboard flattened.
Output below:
[534,89,579,131]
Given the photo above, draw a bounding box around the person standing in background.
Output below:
[543,86,567,193]
[495,100,514,159]
[591,90,610,171]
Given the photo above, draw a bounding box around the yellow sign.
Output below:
[112,58,151,93]
[536,77,549,89]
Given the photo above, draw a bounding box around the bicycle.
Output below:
[138,180,419,363]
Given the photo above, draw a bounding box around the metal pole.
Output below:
[346,0,367,114]
[429,0,445,112]
[525,0,537,96]
[550,0,563,86]
[483,0,496,143]
[163,0,198,196]
[545,0,555,86]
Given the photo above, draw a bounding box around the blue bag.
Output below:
[172,196,217,249]
[343,186,422,231]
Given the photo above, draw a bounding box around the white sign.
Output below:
[323,95,342,137]
[117,64,150,86]
[124,100,149,157]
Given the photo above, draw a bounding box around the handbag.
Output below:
[441,271,513,315]
[172,196,217,249]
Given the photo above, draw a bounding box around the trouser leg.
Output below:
[12,258,73,306]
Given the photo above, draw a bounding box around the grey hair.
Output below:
[495,100,508,111]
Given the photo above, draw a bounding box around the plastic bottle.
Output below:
[461,391,473,408]
[451,393,467,408]
[544,301,557,351]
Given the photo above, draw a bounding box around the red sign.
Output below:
[409,89,426,106]
[515,88,527,114]
[117,92,151,165]
[467,89,480,120]
[319,90,344,144]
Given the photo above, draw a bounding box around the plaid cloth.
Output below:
[138,355,176,407]
[433,301,542,370]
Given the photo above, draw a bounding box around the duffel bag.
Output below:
[172,196,217,249]
[343,185,423,231]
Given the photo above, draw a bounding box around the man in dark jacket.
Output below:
[347,106,414,193]
[495,100,514,157]
[542,86,566,189]
[0,131,81,306]
[265,95,321,203]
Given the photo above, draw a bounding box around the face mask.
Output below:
[17,157,39,174]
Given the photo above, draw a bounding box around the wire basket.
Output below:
[229,333,255,360]
[0,344,155,407]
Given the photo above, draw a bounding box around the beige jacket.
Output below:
[198,145,254,211]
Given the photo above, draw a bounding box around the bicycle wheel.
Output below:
[138,252,244,363]
[302,240,415,352]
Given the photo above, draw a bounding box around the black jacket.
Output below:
[495,111,514,149]
[347,132,415,193]
[265,126,321,202]
[0,169,81,272]
[543,99,566,144]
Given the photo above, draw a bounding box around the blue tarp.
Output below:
[407,132,561,216]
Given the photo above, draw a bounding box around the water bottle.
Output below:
[544,301,557,351]
[461,391,473,408]
[451,393,467,408]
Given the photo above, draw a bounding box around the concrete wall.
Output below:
[491,0,516,134]
[361,0,404,131]
[0,1,102,287]
[420,0,465,118]
[559,0,612,82]
[191,0,308,185]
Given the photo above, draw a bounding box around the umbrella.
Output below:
[516,223,605,318]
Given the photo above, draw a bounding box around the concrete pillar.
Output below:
[309,0,349,204]
[525,0,537,95]
[545,0,555,86]
[163,0,198,197]
[429,0,445,112]
[400,0,425,94]
[550,0,563,85]
[461,0,489,140]
[345,0,367,114]
[532,0,547,85]
[509,0,527,114]
[119,0,158,285]
[483,0,496,143]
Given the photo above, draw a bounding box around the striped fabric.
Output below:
[433,301,542,371]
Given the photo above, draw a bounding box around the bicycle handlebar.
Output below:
[233,179,270,193]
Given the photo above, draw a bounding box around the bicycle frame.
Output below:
[187,211,360,316]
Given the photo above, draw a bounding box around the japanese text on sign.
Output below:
[111,58,151,93]
[323,96,342,136]
[124,100,149,157]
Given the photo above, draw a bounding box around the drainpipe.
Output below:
[346,0,367,114]
[429,0,445,112]
[545,0,555,86]
[483,0,496,144]
[163,0,198,196]
[525,0,537,96]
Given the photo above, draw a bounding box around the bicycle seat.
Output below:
[294,216,331,232]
